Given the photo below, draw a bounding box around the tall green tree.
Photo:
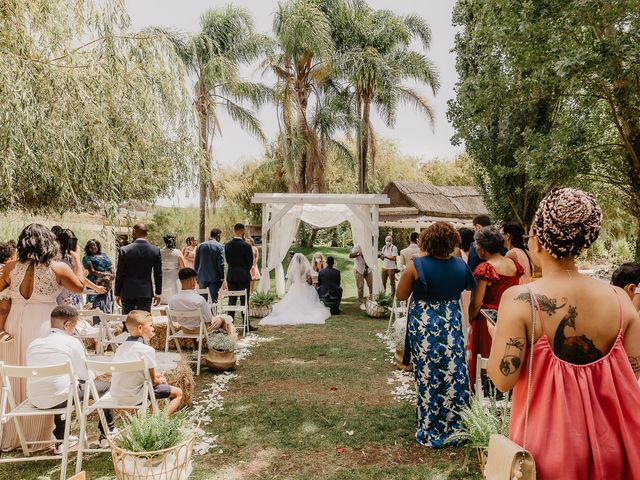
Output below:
[0,0,197,215]
[331,0,440,193]
[266,0,335,193]
[450,0,640,248]
[154,5,271,241]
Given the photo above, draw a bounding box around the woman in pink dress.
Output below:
[0,224,85,451]
[181,236,197,269]
[489,188,640,479]
[246,238,260,293]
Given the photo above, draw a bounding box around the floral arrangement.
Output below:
[208,332,236,352]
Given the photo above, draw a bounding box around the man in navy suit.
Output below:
[114,223,162,314]
[317,256,342,315]
[194,228,225,303]
[224,223,256,330]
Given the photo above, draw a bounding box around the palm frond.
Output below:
[395,85,436,127]
[403,14,433,51]
[223,99,266,142]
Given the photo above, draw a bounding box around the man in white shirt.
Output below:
[111,310,183,415]
[168,267,236,336]
[379,235,399,295]
[349,244,373,310]
[26,306,114,449]
[399,232,421,270]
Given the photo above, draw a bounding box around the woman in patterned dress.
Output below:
[396,222,476,447]
[181,236,197,269]
[0,224,85,451]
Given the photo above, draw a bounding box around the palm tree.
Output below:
[266,0,335,193]
[152,5,272,240]
[332,1,440,193]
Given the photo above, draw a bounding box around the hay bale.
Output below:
[149,317,194,351]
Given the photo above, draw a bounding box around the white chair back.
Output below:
[0,361,80,479]
[193,288,212,304]
[218,289,249,336]
[166,309,209,375]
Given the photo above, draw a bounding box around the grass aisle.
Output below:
[192,299,480,480]
[0,297,481,479]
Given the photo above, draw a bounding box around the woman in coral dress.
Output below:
[0,224,85,451]
[489,188,640,479]
[468,226,523,391]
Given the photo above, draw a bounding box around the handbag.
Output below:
[484,287,537,480]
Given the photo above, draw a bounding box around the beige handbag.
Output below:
[484,288,537,480]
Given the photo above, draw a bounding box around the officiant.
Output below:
[316,256,342,315]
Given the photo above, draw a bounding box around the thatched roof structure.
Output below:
[379,181,488,228]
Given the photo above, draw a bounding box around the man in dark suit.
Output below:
[224,223,256,330]
[114,223,162,314]
[317,256,342,315]
[467,214,507,272]
[194,228,225,303]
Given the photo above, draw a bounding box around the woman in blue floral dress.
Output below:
[396,222,476,447]
[82,239,114,314]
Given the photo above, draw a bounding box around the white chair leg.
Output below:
[196,336,202,376]
[76,406,88,473]
[164,320,170,353]
[60,408,73,480]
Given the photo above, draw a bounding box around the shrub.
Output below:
[116,411,188,453]
[249,291,279,306]
[448,390,510,449]
[372,292,393,308]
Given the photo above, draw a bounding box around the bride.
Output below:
[259,253,330,326]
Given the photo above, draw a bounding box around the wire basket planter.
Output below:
[366,300,388,318]
[108,434,195,480]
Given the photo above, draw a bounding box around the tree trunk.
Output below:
[356,94,364,194]
[360,96,371,194]
[196,77,209,243]
[305,228,318,248]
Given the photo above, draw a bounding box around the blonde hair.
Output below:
[125,310,152,333]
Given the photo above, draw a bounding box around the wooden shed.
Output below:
[379,181,488,230]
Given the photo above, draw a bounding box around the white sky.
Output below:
[125,0,461,206]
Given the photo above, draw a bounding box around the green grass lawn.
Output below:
[0,296,480,479]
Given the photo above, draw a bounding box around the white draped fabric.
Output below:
[257,203,382,296]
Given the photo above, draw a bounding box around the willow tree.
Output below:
[331,0,440,193]
[267,0,335,193]
[0,0,197,215]
[154,5,271,241]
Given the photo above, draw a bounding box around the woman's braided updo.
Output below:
[532,187,602,259]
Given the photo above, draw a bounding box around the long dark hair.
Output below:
[17,224,60,265]
[56,228,76,256]
[502,221,526,250]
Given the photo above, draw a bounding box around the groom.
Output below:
[224,223,256,331]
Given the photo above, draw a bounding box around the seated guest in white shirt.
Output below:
[168,267,236,337]
[26,305,115,449]
[111,310,183,415]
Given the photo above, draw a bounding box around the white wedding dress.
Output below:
[259,254,330,326]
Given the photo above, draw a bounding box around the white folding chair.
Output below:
[0,361,81,480]
[165,309,210,375]
[218,290,249,336]
[97,313,129,353]
[151,305,169,317]
[73,309,102,354]
[475,354,489,404]
[386,296,410,334]
[76,358,158,473]
[193,288,212,305]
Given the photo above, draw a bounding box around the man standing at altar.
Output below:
[225,223,256,331]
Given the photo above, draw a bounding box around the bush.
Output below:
[209,332,236,352]
[448,390,510,448]
[249,291,279,306]
[116,411,188,453]
[372,292,393,308]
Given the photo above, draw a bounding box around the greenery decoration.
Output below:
[448,390,510,449]
[372,292,393,308]
[249,291,279,307]
[116,411,188,453]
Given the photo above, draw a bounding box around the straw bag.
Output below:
[484,288,537,480]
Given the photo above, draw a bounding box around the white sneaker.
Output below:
[359,303,366,311]
[54,435,78,455]
[99,427,120,448]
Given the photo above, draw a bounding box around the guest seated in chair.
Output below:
[168,268,236,337]
[317,256,342,315]
[26,306,116,450]
[111,311,183,415]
